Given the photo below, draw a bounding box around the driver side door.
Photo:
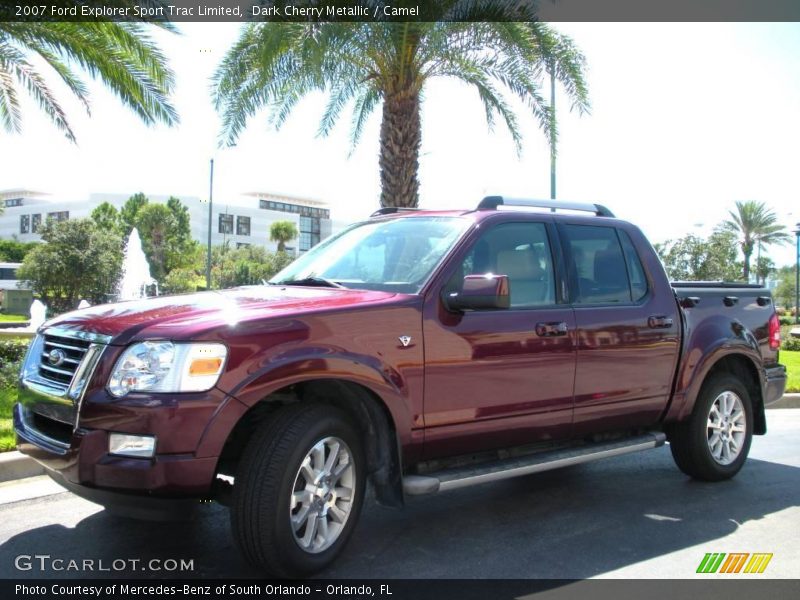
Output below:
[421,219,576,459]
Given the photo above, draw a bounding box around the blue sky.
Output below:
[1,22,799,265]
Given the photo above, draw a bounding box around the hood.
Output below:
[42,285,400,345]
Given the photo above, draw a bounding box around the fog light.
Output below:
[109,433,156,458]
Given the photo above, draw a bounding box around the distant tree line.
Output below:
[655,200,790,286]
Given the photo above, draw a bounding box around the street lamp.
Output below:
[794,224,800,324]
[206,158,214,290]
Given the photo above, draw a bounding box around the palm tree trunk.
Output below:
[743,251,751,281]
[379,90,421,208]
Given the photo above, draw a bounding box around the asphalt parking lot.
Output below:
[1,409,798,580]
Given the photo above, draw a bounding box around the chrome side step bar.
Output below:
[403,432,667,496]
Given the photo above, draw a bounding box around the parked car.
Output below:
[15,197,786,576]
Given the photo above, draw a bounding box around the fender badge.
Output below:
[398,336,412,347]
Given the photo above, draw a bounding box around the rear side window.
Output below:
[562,225,639,305]
[618,230,648,302]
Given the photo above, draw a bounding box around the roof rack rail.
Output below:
[370,207,422,217]
[477,196,615,218]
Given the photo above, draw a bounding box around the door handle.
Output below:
[536,321,569,337]
[648,315,674,329]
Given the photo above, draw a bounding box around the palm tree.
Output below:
[270,220,298,252]
[212,3,589,208]
[0,20,178,143]
[722,201,790,282]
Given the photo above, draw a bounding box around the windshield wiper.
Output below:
[277,276,344,289]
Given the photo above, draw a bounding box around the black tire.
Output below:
[231,403,366,577]
[669,373,753,481]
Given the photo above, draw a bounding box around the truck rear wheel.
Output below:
[231,403,366,577]
[668,373,753,481]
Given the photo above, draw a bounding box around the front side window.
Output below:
[271,216,470,293]
[562,225,636,304]
[445,222,556,308]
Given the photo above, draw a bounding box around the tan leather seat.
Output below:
[496,250,550,306]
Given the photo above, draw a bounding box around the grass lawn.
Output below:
[781,350,800,393]
[0,387,15,452]
[0,314,27,323]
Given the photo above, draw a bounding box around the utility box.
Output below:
[2,289,34,316]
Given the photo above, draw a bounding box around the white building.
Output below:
[0,189,337,254]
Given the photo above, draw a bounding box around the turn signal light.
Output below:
[189,357,224,376]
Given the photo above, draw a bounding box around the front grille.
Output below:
[38,334,92,387]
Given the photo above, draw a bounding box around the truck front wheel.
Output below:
[669,373,753,481]
[231,403,366,577]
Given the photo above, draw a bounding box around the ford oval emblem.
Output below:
[47,348,66,367]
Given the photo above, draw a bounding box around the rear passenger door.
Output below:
[558,223,680,435]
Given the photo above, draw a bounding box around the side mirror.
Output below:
[445,274,510,311]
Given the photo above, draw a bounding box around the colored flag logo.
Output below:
[696,553,773,574]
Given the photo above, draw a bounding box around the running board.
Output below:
[403,432,666,496]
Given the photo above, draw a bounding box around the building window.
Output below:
[47,211,69,222]
[259,199,329,221]
[4,198,23,208]
[20,215,30,234]
[219,213,234,234]
[31,214,42,233]
[0,268,18,280]
[299,215,321,252]
[236,216,251,236]
[236,242,251,249]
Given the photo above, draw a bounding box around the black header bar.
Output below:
[2,0,800,23]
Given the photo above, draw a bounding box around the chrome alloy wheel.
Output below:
[289,436,356,554]
[707,391,747,465]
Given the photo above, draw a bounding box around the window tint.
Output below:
[447,222,556,308]
[618,230,648,301]
[562,225,632,304]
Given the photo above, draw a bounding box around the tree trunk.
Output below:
[742,251,751,281]
[379,90,421,208]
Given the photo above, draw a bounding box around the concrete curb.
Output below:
[0,450,44,483]
[769,393,800,409]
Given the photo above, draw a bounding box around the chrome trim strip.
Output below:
[42,326,113,345]
[43,340,90,352]
[39,364,75,377]
[69,344,105,401]
[41,353,81,365]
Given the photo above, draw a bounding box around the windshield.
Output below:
[270,216,470,293]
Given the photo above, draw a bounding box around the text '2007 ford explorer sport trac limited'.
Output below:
[15,197,787,576]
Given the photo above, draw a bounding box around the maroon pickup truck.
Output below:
[15,197,786,576]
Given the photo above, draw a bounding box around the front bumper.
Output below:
[14,402,219,520]
[764,364,787,406]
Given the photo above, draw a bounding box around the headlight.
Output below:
[107,341,227,397]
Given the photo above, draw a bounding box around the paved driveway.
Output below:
[1,410,798,579]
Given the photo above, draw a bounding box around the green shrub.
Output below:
[782,336,800,352]
[780,317,793,327]
[0,338,30,364]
